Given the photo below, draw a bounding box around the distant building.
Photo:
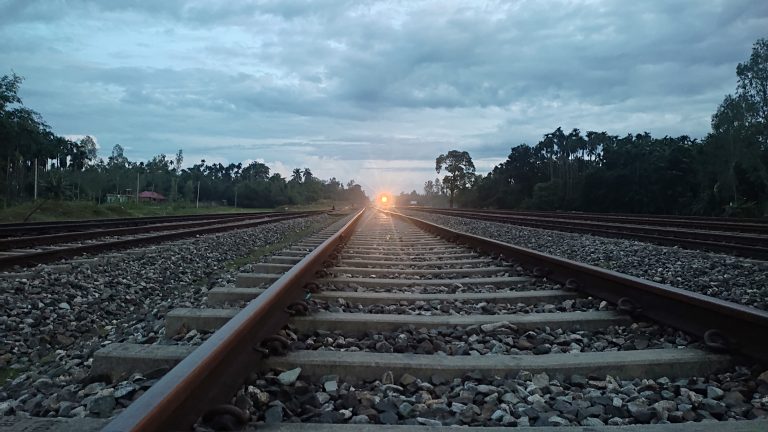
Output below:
[139,191,166,202]
[105,194,130,204]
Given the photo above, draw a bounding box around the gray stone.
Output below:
[701,398,727,416]
[113,383,137,399]
[0,400,19,416]
[548,415,570,426]
[417,417,442,426]
[316,392,331,404]
[607,417,625,426]
[398,402,413,417]
[382,371,394,385]
[480,321,513,332]
[380,411,398,424]
[491,409,506,422]
[581,417,605,426]
[264,405,283,424]
[277,368,301,385]
[668,410,684,423]
[32,378,55,393]
[57,401,78,417]
[323,380,338,393]
[627,401,654,423]
[399,373,417,386]
[83,382,106,395]
[86,395,116,418]
[69,406,88,417]
[531,372,549,388]
[757,370,768,385]
[350,414,370,424]
[653,400,677,414]
[569,374,587,387]
[722,390,746,407]
[501,392,519,404]
[707,386,725,400]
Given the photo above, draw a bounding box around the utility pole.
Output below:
[196,181,200,208]
[34,158,38,200]
[136,172,140,203]
[234,184,238,208]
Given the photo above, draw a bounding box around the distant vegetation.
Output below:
[409,38,768,217]
[0,75,367,210]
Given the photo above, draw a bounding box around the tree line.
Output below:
[417,38,768,217]
[0,76,367,208]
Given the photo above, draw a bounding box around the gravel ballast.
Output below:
[292,321,700,355]
[0,214,336,418]
[404,211,768,310]
[239,366,768,427]
[310,296,606,316]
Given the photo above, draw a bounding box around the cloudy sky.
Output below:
[1,1,766,195]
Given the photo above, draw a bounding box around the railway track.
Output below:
[404,208,768,235]
[0,211,319,270]
[405,207,768,260]
[76,207,768,431]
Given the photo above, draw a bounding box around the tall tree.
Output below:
[736,38,768,148]
[435,150,475,208]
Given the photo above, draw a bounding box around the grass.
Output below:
[0,200,275,223]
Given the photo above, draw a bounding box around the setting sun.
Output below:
[381,196,388,203]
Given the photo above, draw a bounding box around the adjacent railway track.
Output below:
[0,211,320,269]
[404,207,768,260]
[406,208,768,234]
[0,211,285,237]
[88,207,768,431]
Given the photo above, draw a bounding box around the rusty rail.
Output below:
[102,208,366,432]
[386,209,768,361]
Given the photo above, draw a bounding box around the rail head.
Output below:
[384,209,768,361]
[102,208,366,432]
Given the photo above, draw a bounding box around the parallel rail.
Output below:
[0,211,320,269]
[101,207,768,431]
[0,211,290,237]
[404,206,768,234]
[405,207,768,259]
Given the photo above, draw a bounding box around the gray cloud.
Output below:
[1,0,766,193]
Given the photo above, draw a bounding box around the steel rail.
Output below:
[385,209,768,361]
[502,210,768,234]
[407,207,768,259]
[0,211,291,237]
[0,212,318,251]
[102,208,366,432]
[0,212,317,269]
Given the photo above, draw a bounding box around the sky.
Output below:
[1,0,767,196]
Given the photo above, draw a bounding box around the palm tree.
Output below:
[291,168,302,183]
